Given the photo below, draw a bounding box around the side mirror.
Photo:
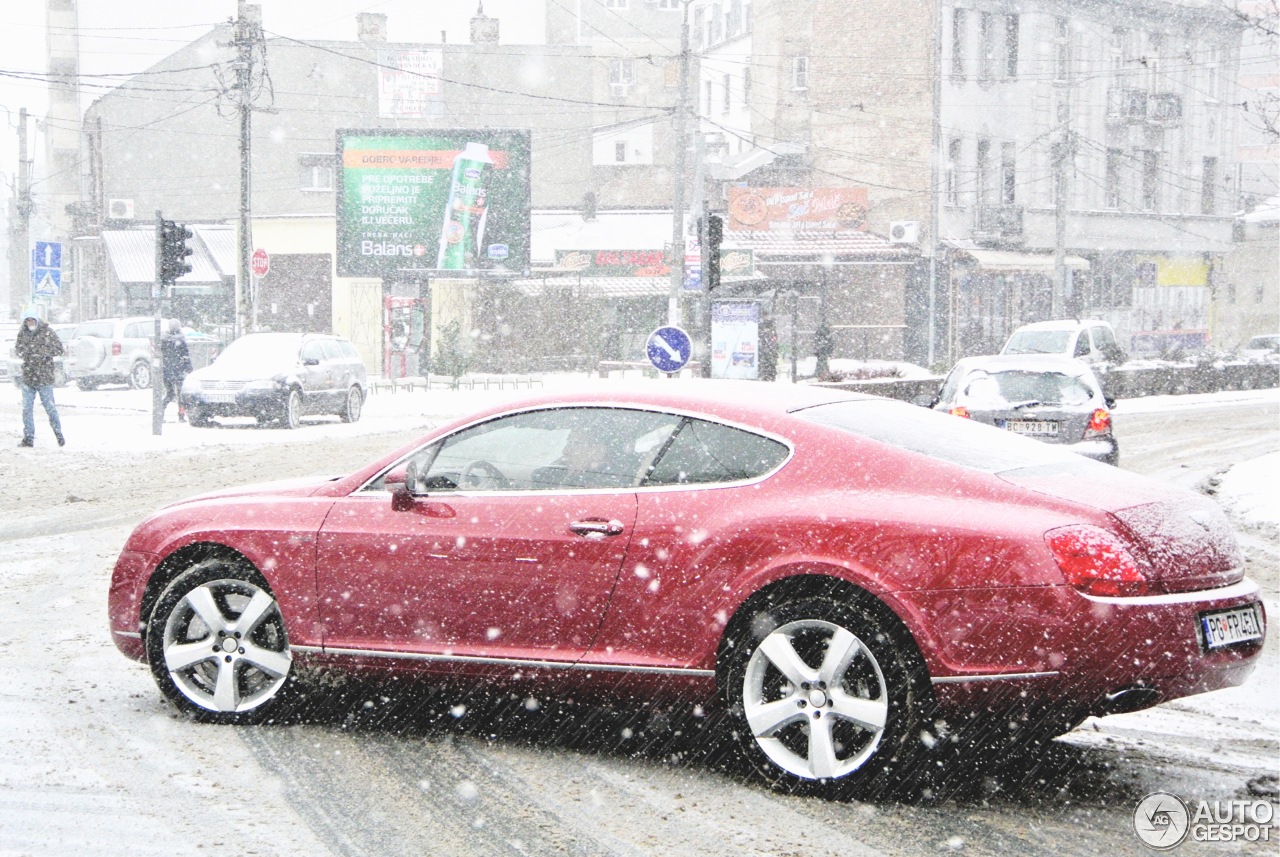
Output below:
[390,461,420,512]
[302,356,320,366]
[912,393,938,408]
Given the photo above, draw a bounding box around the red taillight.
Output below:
[111,340,122,356]
[948,406,970,419]
[1045,525,1151,597]
[1085,408,1111,436]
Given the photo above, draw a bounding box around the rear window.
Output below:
[794,398,1086,474]
[1003,329,1072,355]
[75,321,115,338]
[960,369,1094,407]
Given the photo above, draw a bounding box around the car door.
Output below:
[297,338,330,409]
[314,406,682,665]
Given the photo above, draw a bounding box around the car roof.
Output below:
[1011,319,1110,333]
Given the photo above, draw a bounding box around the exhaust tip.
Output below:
[1100,685,1162,714]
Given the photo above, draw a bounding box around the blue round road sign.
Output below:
[646,325,692,374]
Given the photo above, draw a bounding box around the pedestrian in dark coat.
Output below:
[161,320,193,420]
[15,305,65,447]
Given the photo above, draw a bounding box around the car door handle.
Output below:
[569,519,625,537]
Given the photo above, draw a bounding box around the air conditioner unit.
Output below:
[889,221,919,243]
[107,198,135,219]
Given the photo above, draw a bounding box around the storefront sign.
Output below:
[554,249,670,277]
[727,187,869,232]
[711,301,760,380]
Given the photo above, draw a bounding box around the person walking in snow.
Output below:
[14,305,65,447]
[160,319,193,421]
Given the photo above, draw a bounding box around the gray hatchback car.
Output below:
[928,354,1119,465]
[180,331,367,429]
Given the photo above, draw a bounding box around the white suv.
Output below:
[1001,319,1126,371]
[66,317,172,390]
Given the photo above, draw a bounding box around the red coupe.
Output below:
[108,384,1265,796]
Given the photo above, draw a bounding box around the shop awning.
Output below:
[730,229,917,264]
[512,271,767,299]
[954,246,1091,272]
[102,227,227,292]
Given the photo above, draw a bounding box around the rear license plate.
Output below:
[204,393,236,404]
[1199,604,1264,650]
[1003,419,1058,436]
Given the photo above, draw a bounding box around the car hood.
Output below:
[188,361,294,383]
[163,475,343,508]
[1000,465,1243,592]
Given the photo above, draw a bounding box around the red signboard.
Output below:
[251,248,270,277]
[727,187,869,232]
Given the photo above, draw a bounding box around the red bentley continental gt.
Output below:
[108,384,1266,796]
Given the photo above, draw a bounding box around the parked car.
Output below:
[66,316,175,390]
[108,385,1263,798]
[180,331,366,429]
[4,321,73,387]
[1001,319,1126,371]
[928,354,1119,465]
[1240,333,1280,363]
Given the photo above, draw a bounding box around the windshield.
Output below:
[1003,330,1072,355]
[211,334,302,370]
[961,370,1093,407]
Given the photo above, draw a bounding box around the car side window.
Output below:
[1073,333,1091,357]
[300,341,325,363]
[320,341,343,361]
[370,407,683,493]
[643,418,789,486]
[125,322,150,339]
[1092,325,1117,351]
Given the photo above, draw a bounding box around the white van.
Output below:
[1001,319,1125,370]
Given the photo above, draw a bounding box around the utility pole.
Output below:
[8,108,32,317]
[668,2,692,327]
[231,2,262,338]
[1052,61,1073,320]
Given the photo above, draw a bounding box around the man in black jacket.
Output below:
[15,305,65,447]
[160,320,193,421]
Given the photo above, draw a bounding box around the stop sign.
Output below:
[251,248,269,277]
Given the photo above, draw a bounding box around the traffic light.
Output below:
[705,212,723,292]
[158,219,194,284]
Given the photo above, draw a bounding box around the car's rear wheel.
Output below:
[145,560,294,724]
[281,389,301,429]
[129,360,152,390]
[723,593,929,799]
[76,378,98,391]
[340,385,363,423]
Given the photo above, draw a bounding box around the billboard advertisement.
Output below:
[336,129,531,278]
[376,49,444,118]
[727,187,869,232]
[710,300,760,380]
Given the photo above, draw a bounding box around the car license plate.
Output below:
[1003,419,1058,436]
[1199,604,1264,650]
[204,393,236,404]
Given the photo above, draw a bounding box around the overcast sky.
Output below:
[0,0,544,280]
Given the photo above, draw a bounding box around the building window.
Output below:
[976,138,992,204]
[951,8,966,78]
[1202,156,1218,214]
[1054,18,1070,80]
[1001,142,1016,204]
[610,59,634,97]
[723,73,732,112]
[1105,149,1122,209]
[603,0,629,8]
[1005,15,1019,77]
[728,0,744,36]
[791,56,808,90]
[656,0,680,8]
[979,13,996,80]
[1142,150,1161,211]
[946,138,962,205]
[693,8,705,48]
[615,141,627,163]
[299,153,334,191]
[743,66,751,105]
[709,2,723,44]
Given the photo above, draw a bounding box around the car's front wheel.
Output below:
[722,593,930,799]
[129,360,152,389]
[340,385,363,423]
[145,559,294,724]
[186,405,211,428]
[281,389,302,429]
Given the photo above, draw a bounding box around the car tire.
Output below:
[340,386,363,423]
[145,559,295,724]
[76,378,98,391]
[187,405,211,428]
[129,360,152,390]
[281,388,302,430]
[722,592,930,799]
